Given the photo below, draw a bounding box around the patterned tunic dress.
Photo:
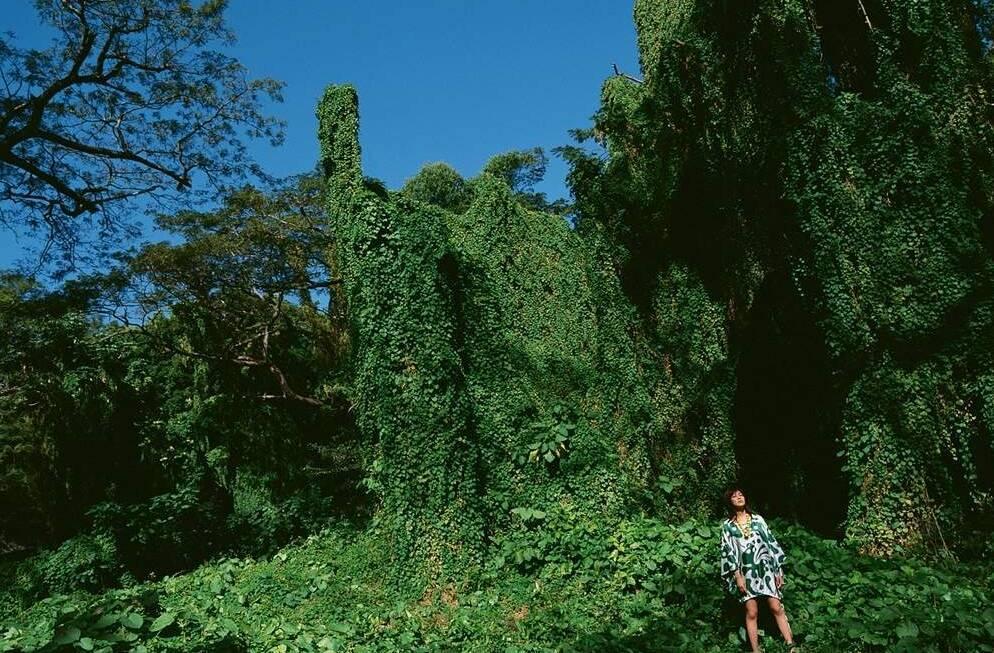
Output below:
[720,513,786,603]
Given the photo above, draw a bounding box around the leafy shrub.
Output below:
[36,533,122,596]
[5,517,991,652]
[0,533,123,619]
[88,477,232,579]
[226,479,338,558]
[0,555,45,621]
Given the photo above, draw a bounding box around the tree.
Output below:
[100,174,346,408]
[0,0,284,264]
[0,178,361,559]
[400,162,472,212]
[567,0,994,555]
[479,147,568,213]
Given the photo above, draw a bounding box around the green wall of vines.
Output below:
[318,87,483,581]
[444,172,652,523]
[571,0,994,555]
[318,0,994,561]
[318,86,656,578]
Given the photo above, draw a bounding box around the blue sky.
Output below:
[1,1,640,270]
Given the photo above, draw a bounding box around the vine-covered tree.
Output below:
[0,0,283,262]
[318,86,654,583]
[566,0,994,555]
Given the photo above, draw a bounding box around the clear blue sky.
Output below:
[1,1,640,270]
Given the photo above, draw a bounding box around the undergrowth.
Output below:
[2,515,992,652]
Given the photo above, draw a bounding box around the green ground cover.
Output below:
[4,515,992,653]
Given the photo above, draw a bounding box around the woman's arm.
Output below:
[757,516,787,577]
[720,524,746,593]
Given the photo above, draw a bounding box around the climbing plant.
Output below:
[565,0,994,555]
[318,87,657,579]
[318,87,484,581]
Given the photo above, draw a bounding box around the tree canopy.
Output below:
[0,0,283,265]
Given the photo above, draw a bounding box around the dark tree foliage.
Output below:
[0,0,283,265]
[104,174,348,407]
[566,0,994,555]
[0,274,138,546]
[0,177,361,592]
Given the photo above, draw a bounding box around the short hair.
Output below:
[723,486,751,519]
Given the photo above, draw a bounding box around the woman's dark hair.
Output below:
[723,487,751,519]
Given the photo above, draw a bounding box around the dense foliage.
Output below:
[3,0,994,650]
[0,175,362,600]
[3,517,993,652]
[317,82,669,584]
[563,0,994,555]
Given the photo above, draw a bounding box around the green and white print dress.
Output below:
[720,513,786,602]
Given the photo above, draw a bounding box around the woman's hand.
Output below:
[775,574,784,590]
[735,572,747,594]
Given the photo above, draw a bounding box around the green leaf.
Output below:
[53,626,81,645]
[93,613,119,629]
[149,613,175,633]
[123,613,144,630]
[79,637,95,651]
[896,622,919,639]
[329,622,353,635]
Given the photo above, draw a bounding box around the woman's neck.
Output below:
[735,509,749,520]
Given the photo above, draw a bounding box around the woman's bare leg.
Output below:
[744,599,760,652]
[766,597,794,645]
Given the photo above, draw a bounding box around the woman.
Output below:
[720,488,796,652]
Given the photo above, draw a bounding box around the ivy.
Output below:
[6,519,993,652]
[318,86,483,582]
[567,0,994,554]
[318,84,656,577]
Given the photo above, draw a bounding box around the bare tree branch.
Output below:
[0,0,285,268]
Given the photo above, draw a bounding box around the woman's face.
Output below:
[730,490,746,508]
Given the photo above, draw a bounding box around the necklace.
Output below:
[736,514,753,538]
